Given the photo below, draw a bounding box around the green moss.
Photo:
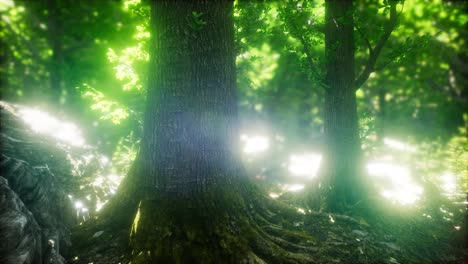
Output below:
[128,185,256,263]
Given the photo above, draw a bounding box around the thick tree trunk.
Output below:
[126,1,250,262]
[321,0,364,213]
[102,2,316,263]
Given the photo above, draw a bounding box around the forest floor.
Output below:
[1,101,465,264]
[69,185,467,264]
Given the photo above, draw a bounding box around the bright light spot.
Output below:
[282,184,305,192]
[241,134,269,154]
[288,153,322,179]
[108,174,123,185]
[82,154,94,164]
[383,137,416,152]
[269,192,280,199]
[440,207,448,214]
[440,173,456,194]
[18,108,85,146]
[96,200,108,212]
[81,208,88,212]
[100,155,109,165]
[367,162,423,205]
[329,214,335,223]
[367,163,410,183]
[380,187,422,205]
[0,0,14,11]
[297,208,306,214]
[455,226,461,230]
[254,104,263,112]
[93,177,104,186]
[74,201,83,209]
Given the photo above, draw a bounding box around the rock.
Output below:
[0,176,42,264]
[0,102,76,262]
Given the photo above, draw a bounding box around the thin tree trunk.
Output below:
[377,88,386,143]
[46,0,64,104]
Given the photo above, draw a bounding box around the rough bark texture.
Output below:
[321,0,364,212]
[126,0,253,262]
[139,0,240,195]
[102,1,318,263]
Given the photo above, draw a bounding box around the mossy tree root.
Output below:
[127,183,318,264]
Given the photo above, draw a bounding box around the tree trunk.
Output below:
[100,2,317,263]
[377,88,386,143]
[125,1,249,262]
[321,0,364,213]
[46,0,64,104]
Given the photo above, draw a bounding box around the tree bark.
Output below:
[125,1,250,262]
[46,0,64,104]
[102,2,317,263]
[321,0,364,213]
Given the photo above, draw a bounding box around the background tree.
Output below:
[277,0,402,212]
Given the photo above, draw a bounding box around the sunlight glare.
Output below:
[93,177,104,186]
[440,173,456,194]
[269,192,280,199]
[383,137,416,152]
[107,174,123,185]
[367,162,423,205]
[282,183,305,192]
[288,153,322,179]
[241,134,269,154]
[0,0,14,11]
[18,108,85,146]
[96,200,108,212]
[74,201,84,209]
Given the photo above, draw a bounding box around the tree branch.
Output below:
[355,24,373,55]
[354,1,400,90]
[297,33,326,88]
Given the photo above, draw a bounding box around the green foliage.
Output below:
[112,132,139,175]
[0,1,49,100]
[277,0,325,85]
[82,84,130,124]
